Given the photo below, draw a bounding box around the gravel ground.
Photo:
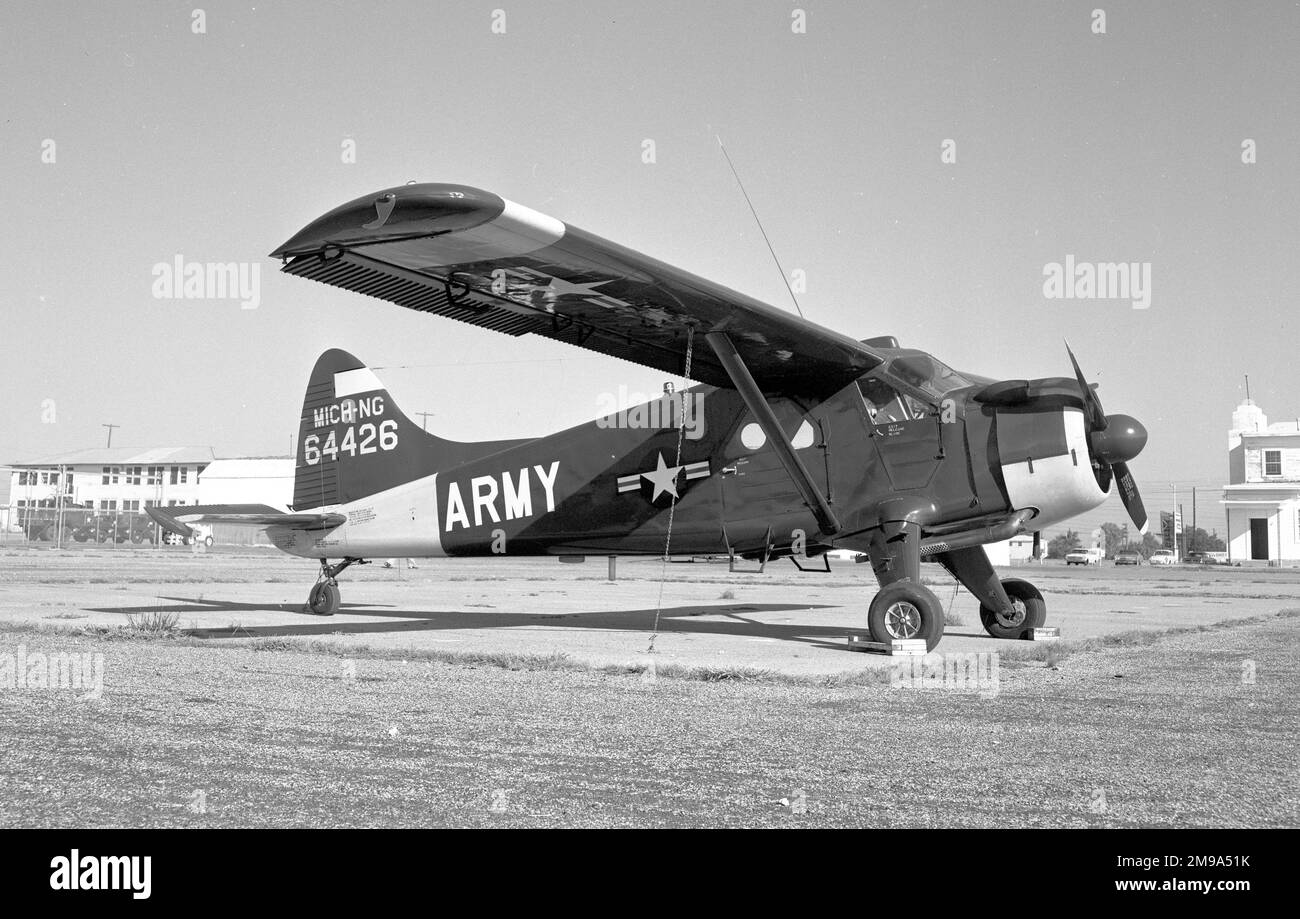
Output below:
[1,611,1295,828]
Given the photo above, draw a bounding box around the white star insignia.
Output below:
[640,452,684,501]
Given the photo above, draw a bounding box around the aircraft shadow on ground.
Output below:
[83,596,854,647]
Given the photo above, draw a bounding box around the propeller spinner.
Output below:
[1065,344,1149,534]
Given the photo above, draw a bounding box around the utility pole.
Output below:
[1191,486,1197,551]
[102,423,119,448]
[416,412,434,432]
[1171,483,1178,559]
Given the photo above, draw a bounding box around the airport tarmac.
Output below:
[1,546,1296,675]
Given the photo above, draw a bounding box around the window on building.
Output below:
[145,500,157,508]
[124,500,140,512]
[147,466,161,485]
[167,500,178,507]
[65,472,73,490]
[179,466,188,484]
[110,467,120,485]
[1264,450,1282,477]
[102,500,117,511]
[169,466,179,485]
[18,472,30,486]
[124,466,141,485]
[102,466,111,485]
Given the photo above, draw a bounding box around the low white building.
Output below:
[5,448,296,546]
[7,446,214,514]
[984,533,1038,566]
[197,457,294,508]
[198,457,295,545]
[1222,399,1300,564]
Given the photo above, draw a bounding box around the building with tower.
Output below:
[1222,398,1300,564]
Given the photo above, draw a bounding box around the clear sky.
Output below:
[3,1,1298,538]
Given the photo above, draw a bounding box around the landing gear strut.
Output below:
[863,520,945,651]
[934,546,1047,640]
[306,557,366,616]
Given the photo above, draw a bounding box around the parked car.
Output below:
[163,524,214,547]
[1148,549,1177,566]
[1183,551,1219,565]
[1113,550,1143,566]
[1065,547,1104,566]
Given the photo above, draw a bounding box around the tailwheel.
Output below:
[979,577,1046,640]
[305,557,366,616]
[868,581,944,651]
[307,581,341,616]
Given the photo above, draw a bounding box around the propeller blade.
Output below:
[1065,341,1108,431]
[1113,461,1147,534]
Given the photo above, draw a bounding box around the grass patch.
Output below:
[124,610,180,634]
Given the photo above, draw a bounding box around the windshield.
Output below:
[886,352,973,401]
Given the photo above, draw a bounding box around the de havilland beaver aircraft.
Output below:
[148,183,1149,651]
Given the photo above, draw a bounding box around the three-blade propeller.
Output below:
[1066,343,1149,534]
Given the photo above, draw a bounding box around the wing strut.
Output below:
[705,331,842,537]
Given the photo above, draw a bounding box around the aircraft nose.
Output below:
[1090,414,1147,465]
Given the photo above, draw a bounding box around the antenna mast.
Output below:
[717,135,805,319]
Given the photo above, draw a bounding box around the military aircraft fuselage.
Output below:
[271,348,1110,562]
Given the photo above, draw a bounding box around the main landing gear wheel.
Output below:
[979,578,1046,640]
[307,582,341,616]
[868,581,944,652]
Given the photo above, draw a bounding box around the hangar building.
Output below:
[1222,398,1300,563]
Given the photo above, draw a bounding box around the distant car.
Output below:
[163,524,214,547]
[1183,551,1218,565]
[1148,549,1176,566]
[1065,547,1104,566]
[1113,550,1143,566]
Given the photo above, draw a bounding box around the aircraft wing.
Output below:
[146,505,345,538]
[272,184,885,400]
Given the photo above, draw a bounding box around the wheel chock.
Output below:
[846,635,928,655]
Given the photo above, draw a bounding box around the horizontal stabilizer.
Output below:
[146,504,345,538]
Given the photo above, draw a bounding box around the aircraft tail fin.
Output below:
[293,349,521,509]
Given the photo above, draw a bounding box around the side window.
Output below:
[857,377,928,424]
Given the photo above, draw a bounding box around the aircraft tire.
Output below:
[204,536,214,548]
[868,581,944,651]
[308,582,340,616]
[979,578,1046,640]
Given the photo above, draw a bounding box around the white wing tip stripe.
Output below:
[499,198,565,246]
